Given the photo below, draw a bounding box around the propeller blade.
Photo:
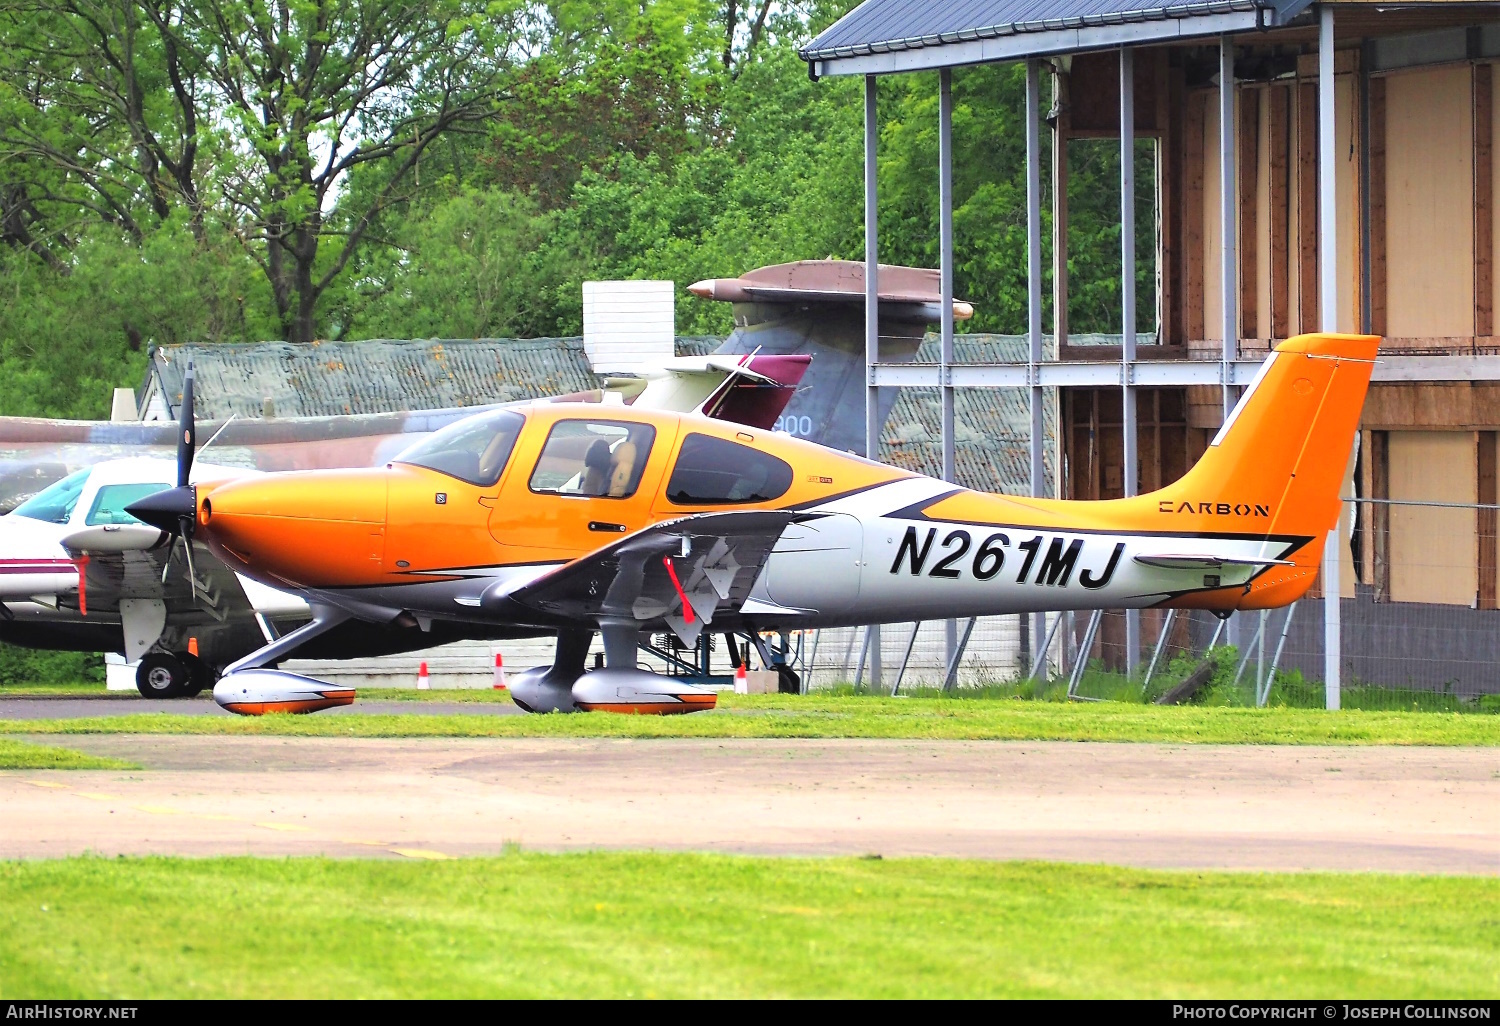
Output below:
[160,536,176,585]
[180,520,198,605]
[178,361,195,489]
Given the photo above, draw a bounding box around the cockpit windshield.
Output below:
[392,410,525,486]
[10,469,89,524]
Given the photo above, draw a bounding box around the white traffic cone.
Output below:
[493,652,508,690]
[417,660,430,691]
[734,662,748,695]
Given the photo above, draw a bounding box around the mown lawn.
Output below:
[0,854,1494,999]
[0,738,134,770]
[3,694,1500,745]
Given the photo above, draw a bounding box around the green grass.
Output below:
[0,854,1494,998]
[4,694,1500,744]
[364,687,516,702]
[0,683,120,697]
[0,738,134,770]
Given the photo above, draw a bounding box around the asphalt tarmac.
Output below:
[0,694,526,719]
[5,735,1497,873]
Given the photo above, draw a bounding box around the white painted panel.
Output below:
[582,280,675,374]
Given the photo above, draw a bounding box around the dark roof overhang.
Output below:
[801,0,1317,76]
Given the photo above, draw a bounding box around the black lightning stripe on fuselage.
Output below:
[878,491,1315,559]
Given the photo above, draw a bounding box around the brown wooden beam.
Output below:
[1184,90,1207,342]
[1297,80,1320,334]
[1240,87,1260,340]
[1476,63,1493,339]
[1164,61,1183,345]
[1269,84,1291,341]
[1370,76,1387,338]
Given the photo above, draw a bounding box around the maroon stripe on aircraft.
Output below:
[0,561,75,573]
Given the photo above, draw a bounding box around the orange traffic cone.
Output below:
[417,660,430,691]
[734,662,748,695]
[493,652,508,690]
[187,637,199,657]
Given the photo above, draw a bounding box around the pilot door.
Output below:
[488,416,675,557]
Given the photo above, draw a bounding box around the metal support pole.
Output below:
[893,621,922,696]
[939,71,956,490]
[1120,47,1141,676]
[1026,59,1049,677]
[1067,608,1104,698]
[1319,6,1341,711]
[853,625,872,692]
[1232,614,1268,688]
[1218,36,1238,418]
[1217,36,1240,662]
[942,617,977,691]
[939,68,958,679]
[863,74,882,693]
[1260,601,1297,706]
[1029,611,1063,682]
[1141,607,1177,689]
[837,625,858,680]
[1257,608,1266,692]
[1207,614,1228,653]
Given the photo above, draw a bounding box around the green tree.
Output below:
[0,0,528,343]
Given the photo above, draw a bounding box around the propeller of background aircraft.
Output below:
[126,362,200,601]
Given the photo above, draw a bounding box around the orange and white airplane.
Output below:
[128,332,1378,715]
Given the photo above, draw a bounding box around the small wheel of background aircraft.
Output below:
[134,650,212,699]
[127,333,1380,716]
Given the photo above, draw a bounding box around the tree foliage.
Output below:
[0,0,1150,419]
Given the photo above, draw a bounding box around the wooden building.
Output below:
[805,0,1500,694]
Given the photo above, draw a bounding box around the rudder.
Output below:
[1152,332,1378,607]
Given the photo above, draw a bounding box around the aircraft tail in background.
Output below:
[694,260,973,454]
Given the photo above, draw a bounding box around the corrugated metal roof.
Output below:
[880,335,1057,496]
[147,333,1056,495]
[802,0,1272,62]
[148,338,723,420]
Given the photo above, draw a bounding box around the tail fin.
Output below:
[623,353,811,430]
[1153,332,1378,606]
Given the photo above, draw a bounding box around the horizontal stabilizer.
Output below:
[1134,554,1294,571]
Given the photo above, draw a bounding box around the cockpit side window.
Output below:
[529,420,656,499]
[392,410,525,487]
[11,469,89,524]
[86,483,173,526]
[666,433,793,505]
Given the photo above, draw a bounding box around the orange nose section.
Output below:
[198,469,388,588]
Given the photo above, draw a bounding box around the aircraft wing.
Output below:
[73,536,261,634]
[494,510,808,645]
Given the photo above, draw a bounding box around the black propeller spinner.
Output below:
[125,362,201,599]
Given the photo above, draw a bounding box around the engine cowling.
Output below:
[213,668,355,715]
[570,668,717,715]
